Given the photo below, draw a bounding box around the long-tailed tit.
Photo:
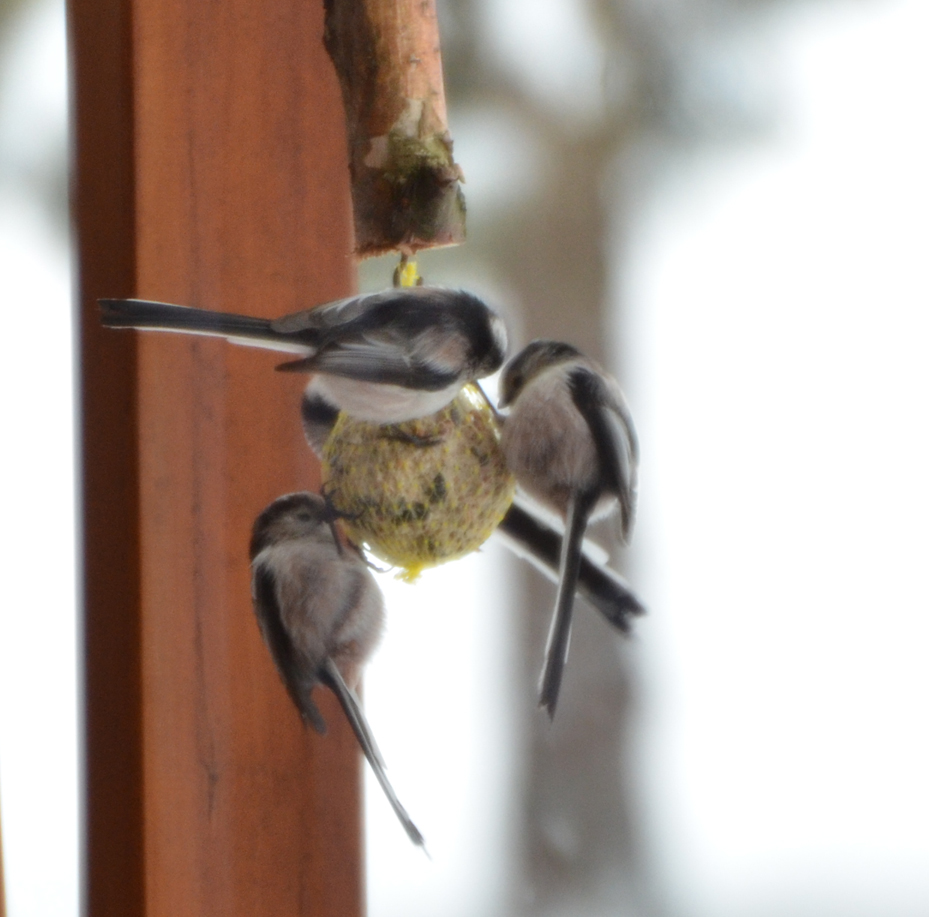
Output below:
[499,341,639,719]
[249,491,424,846]
[100,287,508,423]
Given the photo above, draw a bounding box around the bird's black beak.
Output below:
[318,490,347,556]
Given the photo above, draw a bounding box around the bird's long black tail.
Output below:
[321,659,425,848]
[495,502,645,632]
[99,298,303,351]
[538,492,596,720]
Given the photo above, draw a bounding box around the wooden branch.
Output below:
[70,0,364,913]
[324,0,466,256]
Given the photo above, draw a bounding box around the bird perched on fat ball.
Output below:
[100,286,508,423]
[499,340,639,719]
[249,491,424,847]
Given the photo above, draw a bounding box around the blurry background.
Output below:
[0,0,75,915]
[1,0,927,914]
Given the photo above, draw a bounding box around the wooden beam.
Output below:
[70,0,363,913]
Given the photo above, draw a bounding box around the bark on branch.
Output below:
[324,0,466,257]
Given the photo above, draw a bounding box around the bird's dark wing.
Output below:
[274,289,470,389]
[568,367,639,541]
[495,501,645,632]
[269,287,472,336]
[320,659,425,847]
[276,337,458,390]
[269,289,445,345]
[269,290,398,335]
[252,564,327,733]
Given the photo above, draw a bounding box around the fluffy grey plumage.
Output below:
[500,340,639,719]
[250,491,423,846]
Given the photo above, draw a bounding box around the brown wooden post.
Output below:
[70,0,363,913]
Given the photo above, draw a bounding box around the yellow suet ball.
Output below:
[321,385,515,580]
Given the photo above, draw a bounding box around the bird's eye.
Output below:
[295,511,313,522]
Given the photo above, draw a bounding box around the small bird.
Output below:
[249,491,424,846]
[499,341,639,719]
[100,286,508,424]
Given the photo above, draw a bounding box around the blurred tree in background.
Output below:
[405,1,818,914]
